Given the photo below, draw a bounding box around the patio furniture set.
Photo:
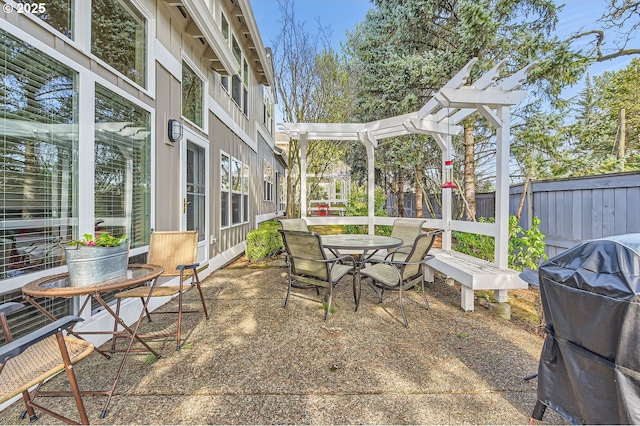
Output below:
[278,218,443,328]
[0,230,208,425]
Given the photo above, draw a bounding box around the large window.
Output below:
[16,0,74,39]
[0,30,78,279]
[91,0,147,88]
[263,160,273,202]
[94,85,151,250]
[182,61,204,128]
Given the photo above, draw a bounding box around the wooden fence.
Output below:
[386,171,640,257]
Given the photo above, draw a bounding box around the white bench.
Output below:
[424,248,528,312]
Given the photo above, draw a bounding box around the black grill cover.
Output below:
[536,233,640,424]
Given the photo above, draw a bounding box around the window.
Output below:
[182,61,204,128]
[242,164,249,223]
[0,30,78,279]
[232,36,241,64]
[278,173,286,211]
[221,153,248,228]
[263,160,273,202]
[92,0,147,88]
[263,87,273,134]
[231,159,242,225]
[94,84,151,250]
[16,0,74,39]
[220,13,229,43]
[220,153,230,228]
[187,142,206,241]
[229,37,249,116]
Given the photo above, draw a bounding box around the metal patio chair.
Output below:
[112,230,209,351]
[279,230,357,320]
[370,218,426,262]
[356,230,442,327]
[0,302,94,425]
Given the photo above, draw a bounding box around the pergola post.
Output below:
[366,143,375,234]
[299,133,308,218]
[494,106,510,302]
[441,138,453,251]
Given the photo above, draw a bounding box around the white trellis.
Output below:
[280,57,535,276]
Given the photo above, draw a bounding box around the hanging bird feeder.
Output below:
[441,159,458,189]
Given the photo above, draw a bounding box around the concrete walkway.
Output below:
[0,261,565,424]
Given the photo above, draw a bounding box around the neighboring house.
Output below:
[0,0,285,332]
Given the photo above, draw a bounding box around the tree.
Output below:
[271,0,353,217]
[345,0,583,220]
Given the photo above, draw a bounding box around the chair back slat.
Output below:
[279,230,328,280]
[390,219,426,253]
[148,231,198,277]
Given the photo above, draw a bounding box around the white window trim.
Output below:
[181,54,209,133]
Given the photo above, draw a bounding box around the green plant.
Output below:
[246,222,284,261]
[345,186,388,234]
[452,215,548,271]
[67,233,127,247]
[452,217,495,262]
[508,216,548,271]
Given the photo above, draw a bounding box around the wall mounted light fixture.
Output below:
[168,118,183,142]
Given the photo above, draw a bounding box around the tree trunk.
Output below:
[463,122,476,221]
[397,170,405,217]
[515,175,530,222]
[415,164,423,218]
[618,108,626,170]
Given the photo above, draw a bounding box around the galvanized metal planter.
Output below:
[64,244,129,286]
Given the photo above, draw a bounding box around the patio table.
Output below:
[22,263,164,418]
[321,234,402,265]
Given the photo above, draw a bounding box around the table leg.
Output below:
[99,277,161,418]
[23,295,113,359]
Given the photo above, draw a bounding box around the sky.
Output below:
[249,0,638,120]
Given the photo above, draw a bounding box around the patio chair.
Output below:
[370,218,426,262]
[113,230,209,351]
[278,218,309,232]
[279,230,357,320]
[0,302,94,425]
[356,230,443,327]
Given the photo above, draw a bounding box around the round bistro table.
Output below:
[22,263,164,418]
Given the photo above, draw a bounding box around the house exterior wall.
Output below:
[0,0,283,332]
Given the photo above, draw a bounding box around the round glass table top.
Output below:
[22,264,164,297]
[321,234,403,251]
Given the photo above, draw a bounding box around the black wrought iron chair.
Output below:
[0,302,94,424]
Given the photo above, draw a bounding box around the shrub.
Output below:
[245,221,284,261]
[452,215,548,271]
[345,186,389,235]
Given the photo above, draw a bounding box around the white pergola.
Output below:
[280,58,535,270]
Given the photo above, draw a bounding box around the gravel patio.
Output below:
[0,258,566,425]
